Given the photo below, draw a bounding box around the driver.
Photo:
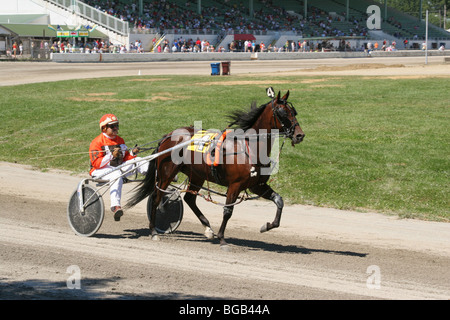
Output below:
[89,114,148,221]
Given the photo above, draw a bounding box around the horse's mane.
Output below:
[227,101,268,131]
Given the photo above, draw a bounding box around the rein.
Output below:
[29,132,191,161]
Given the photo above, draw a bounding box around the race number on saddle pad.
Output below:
[187,130,220,153]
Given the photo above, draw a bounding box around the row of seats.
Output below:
[81,0,449,39]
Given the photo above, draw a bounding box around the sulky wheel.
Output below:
[147,188,183,234]
[67,184,104,237]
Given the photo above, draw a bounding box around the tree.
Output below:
[374,0,449,27]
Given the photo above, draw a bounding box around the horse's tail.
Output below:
[125,148,158,209]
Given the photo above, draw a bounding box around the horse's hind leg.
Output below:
[249,183,283,233]
[148,191,160,240]
[183,177,214,239]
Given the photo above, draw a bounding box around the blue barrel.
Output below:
[210,63,220,75]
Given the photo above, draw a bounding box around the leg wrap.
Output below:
[223,206,233,217]
[270,192,284,209]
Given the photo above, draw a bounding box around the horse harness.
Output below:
[271,99,300,139]
[207,99,297,184]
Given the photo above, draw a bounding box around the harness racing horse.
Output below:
[126,91,305,250]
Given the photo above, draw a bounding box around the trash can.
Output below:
[221,61,231,75]
[210,63,220,75]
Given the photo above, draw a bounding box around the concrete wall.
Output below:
[52,49,448,63]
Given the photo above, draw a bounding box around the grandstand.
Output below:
[0,0,449,57]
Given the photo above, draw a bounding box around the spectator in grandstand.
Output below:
[84,0,355,42]
[245,40,250,52]
[403,39,408,49]
[259,42,265,52]
[366,42,373,56]
[30,42,35,58]
[12,42,18,58]
[243,40,248,52]
[201,39,208,52]
[110,43,118,53]
[301,40,307,52]
[229,41,236,52]
[135,40,143,53]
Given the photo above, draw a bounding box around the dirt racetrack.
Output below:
[1,56,449,302]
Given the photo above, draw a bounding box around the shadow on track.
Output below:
[95,229,367,257]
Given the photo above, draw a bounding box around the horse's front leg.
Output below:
[260,191,284,233]
[250,184,283,233]
[217,205,233,250]
[217,183,240,250]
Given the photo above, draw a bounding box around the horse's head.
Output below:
[271,91,305,146]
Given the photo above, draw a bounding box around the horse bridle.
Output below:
[271,100,300,138]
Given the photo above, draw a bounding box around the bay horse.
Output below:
[126,90,305,249]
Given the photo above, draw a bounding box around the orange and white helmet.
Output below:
[99,114,119,129]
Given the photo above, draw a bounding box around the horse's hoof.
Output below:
[220,244,231,252]
[260,223,269,233]
[204,227,214,239]
[151,234,161,241]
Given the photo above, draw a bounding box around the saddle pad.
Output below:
[187,130,220,153]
